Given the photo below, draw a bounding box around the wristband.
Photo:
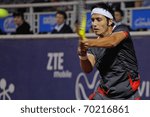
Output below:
[79,55,88,60]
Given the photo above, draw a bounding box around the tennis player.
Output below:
[77,3,141,100]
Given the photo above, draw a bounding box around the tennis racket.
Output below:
[77,0,86,40]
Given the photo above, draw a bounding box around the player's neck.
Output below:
[99,27,113,38]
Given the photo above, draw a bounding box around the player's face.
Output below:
[14,16,23,26]
[56,14,65,25]
[91,13,109,36]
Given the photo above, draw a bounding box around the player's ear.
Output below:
[108,19,113,26]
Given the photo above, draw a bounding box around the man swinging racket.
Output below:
[77,3,141,100]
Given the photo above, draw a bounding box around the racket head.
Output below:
[77,0,86,40]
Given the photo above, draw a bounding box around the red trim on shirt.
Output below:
[89,93,96,100]
[128,73,140,91]
[89,87,107,100]
[135,97,141,100]
[97,87,106,96]
[123,31,129,38]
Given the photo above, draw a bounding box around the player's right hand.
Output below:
[77,40,88,56]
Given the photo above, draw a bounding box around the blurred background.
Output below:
[0,0,150,100]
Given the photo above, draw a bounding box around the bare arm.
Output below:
[78,31,128,73]
[78,41,96,73]
[84,31,128,48]
[79,53,95,73]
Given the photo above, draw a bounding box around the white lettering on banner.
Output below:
[0,78,15,100]
[135,18,150,27]
[75,71,100,100]
[47,52,72,78]
[138,81,150,97]
[43,16,56,24]
[47,52,64,70]
[54,70,72,78]
[4,17,16,32]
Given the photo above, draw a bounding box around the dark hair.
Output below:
[91,2,114,19]
[114,8,124,17]
[56,11,67,19]
[13,11,24,20]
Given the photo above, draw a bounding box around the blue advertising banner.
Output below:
[39,14,56,33]
[0,16,16,33]
[0,38,98,100]
[132,9,150,30]
[0,36,150,100]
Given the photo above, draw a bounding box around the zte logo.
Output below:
[47,52,64,71]
[46,52,72,78]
